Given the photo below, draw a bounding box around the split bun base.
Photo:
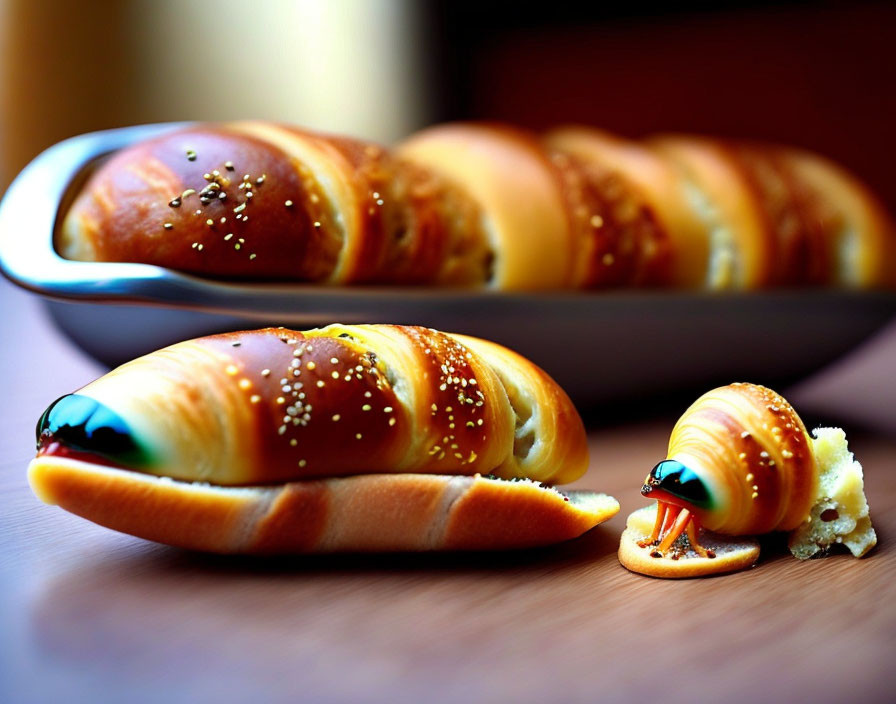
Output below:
[28,456,619,554]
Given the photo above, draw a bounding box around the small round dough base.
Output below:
[618,505,761,578]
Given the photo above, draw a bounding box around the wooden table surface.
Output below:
[1,275,894,704]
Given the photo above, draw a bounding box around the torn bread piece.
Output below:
[619,505,760,578]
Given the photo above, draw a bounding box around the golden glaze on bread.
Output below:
[61,123,492,286]
[59,120,896,290]
[49,325,588,485]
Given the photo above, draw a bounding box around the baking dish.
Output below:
[1,123,893,404]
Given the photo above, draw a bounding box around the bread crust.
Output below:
[57,325,588,487]
[397,123,575,289]
[546,127,707,287]
[28,457,619,553]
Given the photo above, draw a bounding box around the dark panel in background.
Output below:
[426,1,896,209]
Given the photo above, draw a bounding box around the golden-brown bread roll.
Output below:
[618,382,876,578]
[59,120,896,290]
[60,123,493,286]
[545,126,707,287]
[651,135,896,288]
[780,147,896,288]
[29,324,618,553]
[397,123,578,289]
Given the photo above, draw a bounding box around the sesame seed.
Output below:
[745,473,754,482]
[238,379,251,390]
[316,380,325,388]
[290,438,297,446]
[225,161,234,171]
[782,449,793,459]
[284,200,293,207]
[355,433,362,440]
[313,221,321,229]
[306,361,316,370]
[163,223,174,230]
[362,404,372,411]
[261,369,271,377]
[249,254,257,260]
[751,492,759,499]
[250,394,261,403]
[364,391,372,398]
[225,364,238,375]
[330,357,339,364]
[186,149,197,161]
[590,214,604,228]
[332,414,341,422]
[383,406,393,413]
[331,371,339,379]
[276,397,285,404]
[298,459,307,468]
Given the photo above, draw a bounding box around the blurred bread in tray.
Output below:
[58,121,896,290]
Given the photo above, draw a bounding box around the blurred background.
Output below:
[2,0,895,206]
[0,0,894,431]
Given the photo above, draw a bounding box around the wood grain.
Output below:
[1,275,894,704]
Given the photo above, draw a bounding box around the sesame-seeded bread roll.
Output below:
[60,123,493,286]
[58,121,896,290]
[30,325,618,553]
